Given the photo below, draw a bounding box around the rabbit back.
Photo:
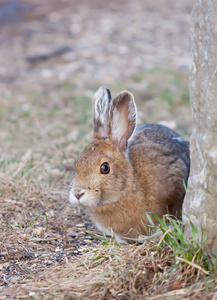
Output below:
[129,123,190,219]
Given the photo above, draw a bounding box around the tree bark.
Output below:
[183,0,217,250]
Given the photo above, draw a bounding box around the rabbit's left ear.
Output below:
[110,91,137,152]
[92,86,112,139]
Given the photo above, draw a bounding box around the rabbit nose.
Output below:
[75,192,85,201]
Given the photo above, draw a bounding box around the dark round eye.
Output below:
[100,162,110,174]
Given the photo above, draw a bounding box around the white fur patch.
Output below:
[68,191,80,207]
[79,192,96,207]
[171,136,184,143]
[69,187,99,208]
[95,222,127,244]
[95,222,113,236]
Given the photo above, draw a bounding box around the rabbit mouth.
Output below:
[68,188,100,208]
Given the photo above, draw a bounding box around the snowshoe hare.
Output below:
[69,87,190,243]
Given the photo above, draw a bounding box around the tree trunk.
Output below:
[183,0,217,250]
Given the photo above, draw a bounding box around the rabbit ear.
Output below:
[110,91,137,152]
[92,86,112,139]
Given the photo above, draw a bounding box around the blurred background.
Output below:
[0,0,193,152]
[0,0,194,282]
[0,0,192,86]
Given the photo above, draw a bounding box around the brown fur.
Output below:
[69,87,190,241]
[87,134,188,238]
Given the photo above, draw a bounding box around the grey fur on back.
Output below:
[130,123,190,180]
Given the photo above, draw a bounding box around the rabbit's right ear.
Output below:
[92,86,112,139]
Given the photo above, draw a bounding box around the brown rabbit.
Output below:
[69,87,190,243]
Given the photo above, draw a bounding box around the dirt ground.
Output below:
[0,0,207,299]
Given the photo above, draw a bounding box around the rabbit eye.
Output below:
[100,162,110,174]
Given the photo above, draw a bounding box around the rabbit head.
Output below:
[69,86,137,209]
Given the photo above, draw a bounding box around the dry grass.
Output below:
[2,236,217,299]
[1,70,216,299]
